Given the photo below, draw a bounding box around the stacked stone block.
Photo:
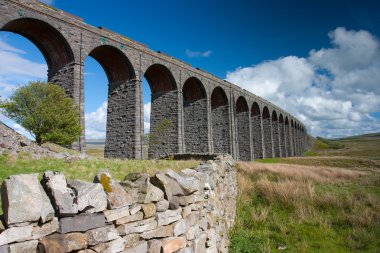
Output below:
[0,156,236,253]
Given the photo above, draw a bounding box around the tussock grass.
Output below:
[231,160,380,253]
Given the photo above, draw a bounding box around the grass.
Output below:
[230,134,380,253]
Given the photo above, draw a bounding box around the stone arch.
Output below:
[182,77,208,153]
[272,110,280,157]
[0,17,74,91]
[295,122,300,156]
[85,45,137,158]
[144,64,178,158]
[285,117,291,157]
[251,102,263,159]
[262,106,272,158]
[279,114,286,157]
[235,96,250,161]
[211,87,230,154]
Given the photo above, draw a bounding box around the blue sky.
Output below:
[1,0,380,139]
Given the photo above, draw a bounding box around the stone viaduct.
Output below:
[0,0,308,160]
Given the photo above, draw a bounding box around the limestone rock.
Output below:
[39,233,88,252]
[42,171,78,216]
[130,204,141,215]
[123,234,140,248]
[140,224,174,239]
[1,174,54,226]
[8,240,38,253]
[161,237,186,253]
[95,171,133,209]
[156,208,182,227]
[78,250,97,253]
[58,213,106,234]
[169,196,180,210]
[178,193,204,206]
[116,212,144,225]
[164,170,199,195]
[122,241,147,253]
[206,246,217,253]
[0,225,32,246]
[91,237,125,253]
[173,219,189,236]
[0,245,8,253]
[156,200,169,212]
[86,225,119,246]
[31,217,59,239]
[147,239,161,253]
[117,217,157,236]
[68,180,107,213]
[150,173,184,201]
[141,203,156,218]
[104,206,130,222]
[124,174,164,203]
[193,233,207,253]
[177,247,193,253]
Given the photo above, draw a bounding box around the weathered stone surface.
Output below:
[164,170,199,195]
[8,240,38,253]
[181,206,191,218]
[156,208,182,227]
[68,180,107,213]
[130,204,141,215]
[186,211,200,227]
[117,217,157,236]
[86,225,119,246]
[123,234,140,248]
[161,237,186,253]
[0,245,8,253]
[0,225,32,246]
[95,171,133,209]
[58,213,106,234]
[186,225,200,241]
[178,194,204,206]
[140,224,174,239]
[91,237,125,253]
[147,239,161,253]
[193,233,207,253]
[31,217,59,239]
[104,206,130,222]
[177,247,193,253]
[169,196,180,210]
[116,211,144,225]
[40,233,88,253]
[122,241,147,253]
[141,203,156,218]
[78,250,97,253]
[156,200,169,212]
[42,171,78,216]
[206,246,217,253]
[1,174,54,226]
[173,219,189,236]
[150,174,184,201]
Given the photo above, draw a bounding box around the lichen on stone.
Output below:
[100,174,113,193]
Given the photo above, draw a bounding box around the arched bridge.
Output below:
[0,0,308,160]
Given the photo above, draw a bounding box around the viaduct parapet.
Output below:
[0,0,308,160]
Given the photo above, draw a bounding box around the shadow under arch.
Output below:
[85,45,138,158]
[182,77,208,153]
[144,64,178,158]
[262,106,272,158]
[211,86,230,154]
[251,102,263,159]
[1,18,74,84]
[236,96,250,160]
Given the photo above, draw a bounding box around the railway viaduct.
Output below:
[0,0,308,160]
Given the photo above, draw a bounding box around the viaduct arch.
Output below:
[0,0,308,160]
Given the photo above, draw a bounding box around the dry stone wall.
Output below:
[0,156,236,253]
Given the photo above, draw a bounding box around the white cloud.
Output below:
[226,27,380,138]
[84,101,152,139]
[186,49,212,58]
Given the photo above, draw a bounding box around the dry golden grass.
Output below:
[238,161,367,183]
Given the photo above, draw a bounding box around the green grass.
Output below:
[230,133,380,253]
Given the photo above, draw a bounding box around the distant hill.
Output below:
[333,132,380,141]
[86,139,105,145]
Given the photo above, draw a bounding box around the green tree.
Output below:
[0,81,82,146]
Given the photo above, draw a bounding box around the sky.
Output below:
[0,0,380,140]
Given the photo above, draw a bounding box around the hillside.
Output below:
[230,133,380,253]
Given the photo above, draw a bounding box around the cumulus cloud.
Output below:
[226,27,380,138]
[84,101,152,139]
[186,49,212,58]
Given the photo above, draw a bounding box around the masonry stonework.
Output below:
[0,0,308,160]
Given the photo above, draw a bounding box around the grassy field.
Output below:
[230,134,380,253]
